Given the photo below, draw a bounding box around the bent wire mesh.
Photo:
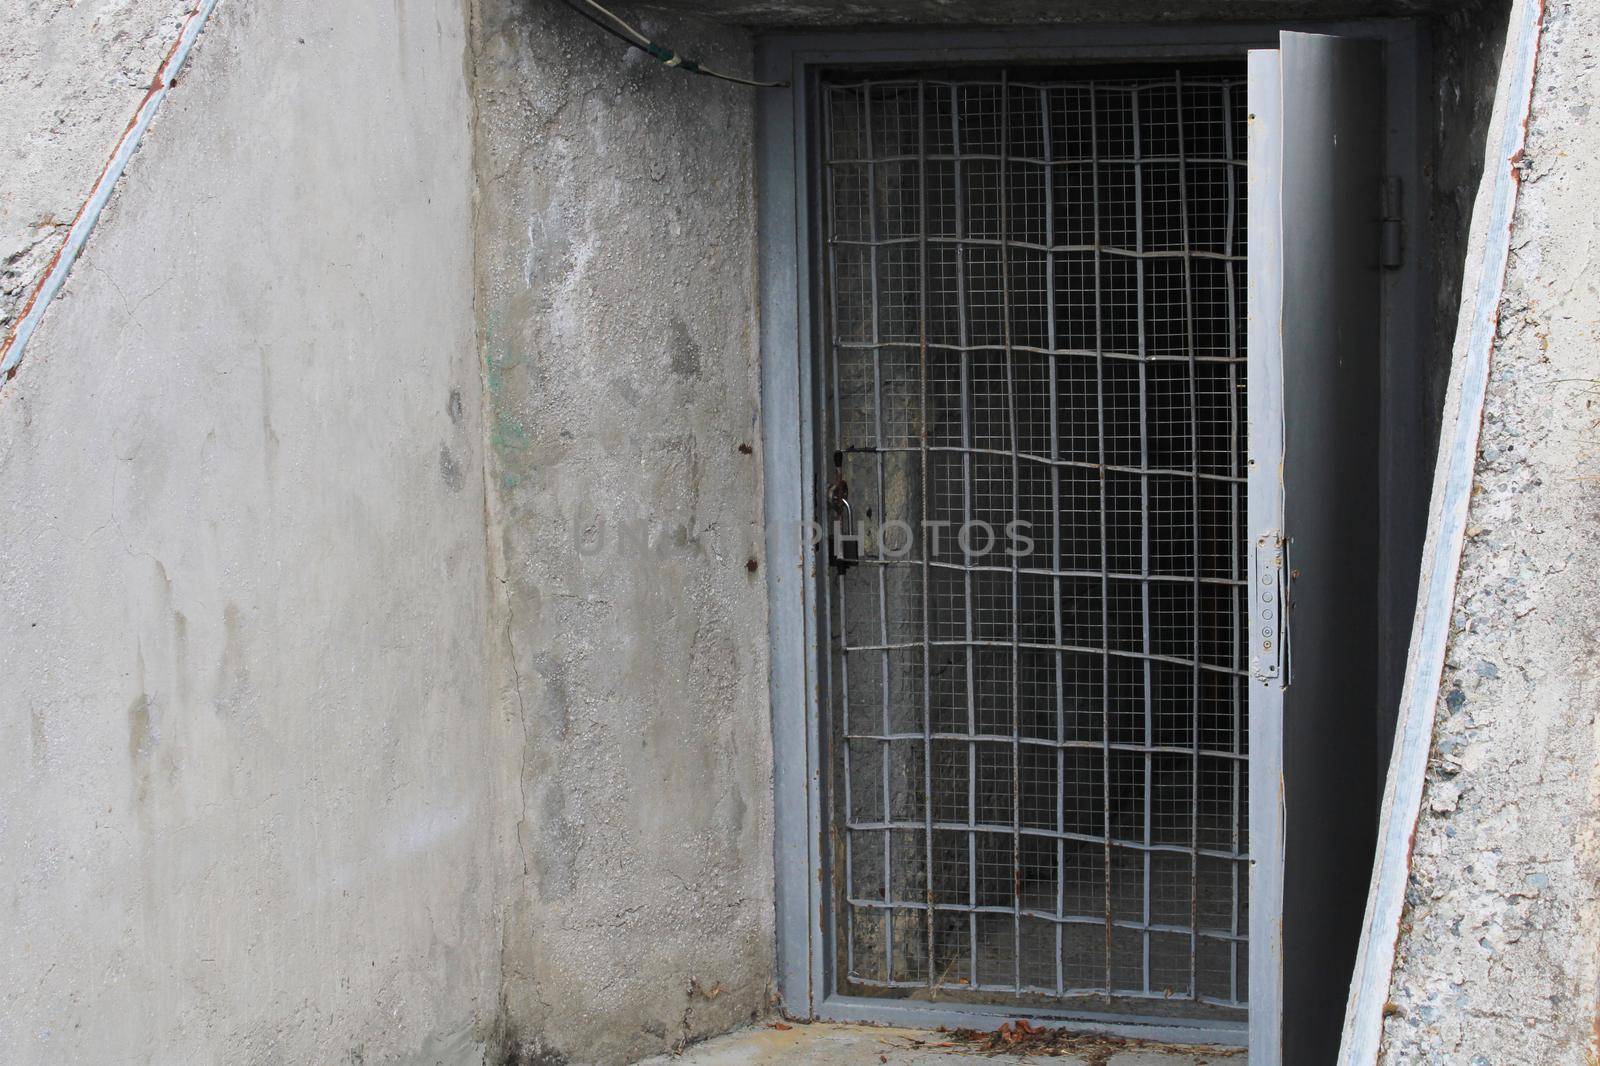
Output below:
[818,66,1249,1022]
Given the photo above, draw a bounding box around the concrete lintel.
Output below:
[638,0,1482,29]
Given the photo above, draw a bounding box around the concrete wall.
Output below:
[0,3,503,1064]
[1381,1,1600,1060]
[1,0,193,337]
[472,3,774,1063]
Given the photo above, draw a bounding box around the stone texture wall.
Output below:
[471,2,775,1062]
[0,3,503,1063]
[1381,1,1600,1061]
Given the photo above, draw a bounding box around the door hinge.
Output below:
[1252,531,1290,686]
[1380,176,1404,270]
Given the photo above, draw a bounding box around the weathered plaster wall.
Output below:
[0,3,502,1064]
[1,0,193,338]
[1381,1,1600,1061]
[472,2,774,1063]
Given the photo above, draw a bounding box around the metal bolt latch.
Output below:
[1253,530,1290,685]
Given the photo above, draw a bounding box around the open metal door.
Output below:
[1248,32,1384,1066]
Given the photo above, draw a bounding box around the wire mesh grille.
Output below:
[819,67,1249,1017]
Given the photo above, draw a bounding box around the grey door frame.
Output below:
[1245,45,1287,1060]
[756,19,1425,1049]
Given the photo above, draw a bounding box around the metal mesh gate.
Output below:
[819,66,1249,1019]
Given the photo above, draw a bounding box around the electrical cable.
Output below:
[556,0,790,89]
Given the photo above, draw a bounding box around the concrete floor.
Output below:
[636,1022,1240,1065]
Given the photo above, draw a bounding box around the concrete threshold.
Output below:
[633,1021,1239,1065]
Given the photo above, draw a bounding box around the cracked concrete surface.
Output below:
[0,0,193,338]
[1380,1,1600,1061]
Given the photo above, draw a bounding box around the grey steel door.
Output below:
[1247,32,1384,1066]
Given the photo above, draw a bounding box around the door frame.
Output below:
[756,19,1424,1049]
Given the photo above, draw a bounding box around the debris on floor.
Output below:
[900,1020,1245,1064]
[637,1019,1240,1065]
